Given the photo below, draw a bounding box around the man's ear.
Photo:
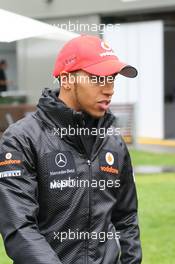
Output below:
[60,71,75,91]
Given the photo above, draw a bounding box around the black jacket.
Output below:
[0,88,142,264]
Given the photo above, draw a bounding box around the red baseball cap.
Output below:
[53,35,138,78]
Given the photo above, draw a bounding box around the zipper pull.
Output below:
[87,160,91,166]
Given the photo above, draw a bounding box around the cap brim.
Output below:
[82,59,138,78]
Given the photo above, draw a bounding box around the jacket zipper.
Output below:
[85,159,92,264]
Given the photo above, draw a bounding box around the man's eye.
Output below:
[89,75,96,80]
[89,75,100,83]
[97,77,104,82]
[89,74,117,84]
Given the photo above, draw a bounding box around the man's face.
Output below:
[63,70,116,118]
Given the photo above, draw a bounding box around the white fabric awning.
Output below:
[0,9,78,42]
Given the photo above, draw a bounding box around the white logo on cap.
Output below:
[101,41,112,51]
[100,51,116,57]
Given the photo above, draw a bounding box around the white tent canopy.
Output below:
[0,9,78,42]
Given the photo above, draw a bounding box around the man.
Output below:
[0,59,8,92]
[0,35,142,264]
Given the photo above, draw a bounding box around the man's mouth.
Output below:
[97,100,111,111]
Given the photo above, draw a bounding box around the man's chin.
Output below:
[85,110,106,119]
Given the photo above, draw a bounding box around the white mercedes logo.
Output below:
[55,153,67,168]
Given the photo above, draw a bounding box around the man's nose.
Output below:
[101,83,114,96]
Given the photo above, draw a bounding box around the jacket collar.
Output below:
[36,88,116,157]
[36,88,115,130]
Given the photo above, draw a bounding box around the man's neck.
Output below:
[58,93,80,112]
